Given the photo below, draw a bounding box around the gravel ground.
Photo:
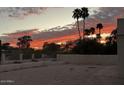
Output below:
[0,62,122,85]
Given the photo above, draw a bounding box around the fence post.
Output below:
[19,53,23,62]
[57,54,61,61]
[42,54,45,58]
[32,54,35,59]
[1,52,5,64]
[57,54,59,61]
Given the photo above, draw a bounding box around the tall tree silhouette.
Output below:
[81,7,89,38]
[84,27,95,37]
[96,23,103,42]
[72,8,82,40]
[90,27,95,35]
[84,29,91,36]
[111,28,117,42]
[42,43,60,57]
[106,28,117,44]
[17,36,32,48]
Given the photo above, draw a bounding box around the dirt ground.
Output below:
[0,62,123,85]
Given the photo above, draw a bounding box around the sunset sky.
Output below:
[0,7,99,35]
[0,7,122,48]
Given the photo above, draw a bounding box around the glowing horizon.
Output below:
[0,7,121,48]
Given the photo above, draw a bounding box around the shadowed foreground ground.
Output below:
[0,62,122,85]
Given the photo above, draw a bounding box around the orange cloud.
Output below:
[4,29,39,38]
[98,24,116,34]
[9,24,115,49]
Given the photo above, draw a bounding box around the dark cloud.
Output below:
[3,29,38,37]
[73,7,124,30]
[0,29,39,42]
[32,26,76,40]
[0,7,47,18]
[0,24,77,43]
[31,7,123,40]
[0,7,123,43]
[86,7,124,26]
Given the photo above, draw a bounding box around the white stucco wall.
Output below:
[118,19,124,79]
[57,54,118,65]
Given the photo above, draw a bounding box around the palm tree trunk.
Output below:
[99,29,101,35]
[99,29,101,42]
[77,19,81,40]
[83,19,85,39]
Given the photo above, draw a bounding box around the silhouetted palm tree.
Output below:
[81,7,89,38]
[84,29,91,36]
[96,23,103,42]
[96,23,103,35]
[72,8,82,40]
[96,34,101,42]
[84,27,95,37]
[90,27,95,34]
[105,28,117,54]
[106,28,117,44]
[111,28,117,41]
